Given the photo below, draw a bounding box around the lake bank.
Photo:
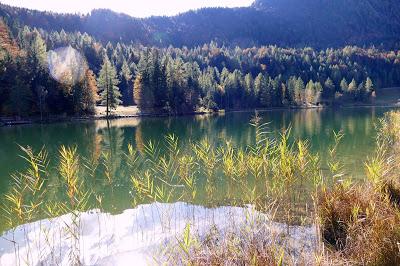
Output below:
[1,102,399,127]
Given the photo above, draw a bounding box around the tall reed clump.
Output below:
[317,111,400,265]
[58,145,92,265]
[1,145,94,265]
[1,146,49,265]
[127,113,323,265]
[2,146,49,229]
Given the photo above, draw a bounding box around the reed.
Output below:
[2,111,400,265]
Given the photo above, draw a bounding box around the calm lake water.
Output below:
[0,107,397,231]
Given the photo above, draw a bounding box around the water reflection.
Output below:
[0,107,395,217]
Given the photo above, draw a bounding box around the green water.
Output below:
[0,107,396,229]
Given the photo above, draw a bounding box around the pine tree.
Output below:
[119,59,133,106]
[348,78,357,92]
[28,30,48,120]
[340,78,348,93]
[97,56,121,117]
[294,77,305,105]
[28,29,47,72]
[253,73,263,100]
[134,74,155,112]
[256,74,272,107]
[348,78,357,99]
[314,82,323,104]
[365,77,374,92]
[286,76,297,105]
[79,69,98,114]
[10,74,32,117]
[244,73,254,106]
[305,80,315,104]
[271,76,282,106]
[365,77,376,101]
[324,77,335,101]
[153,54,168,109]
[133,74,144,109]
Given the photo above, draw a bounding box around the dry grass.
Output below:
[318,184,400,265]
[317,111,400,265]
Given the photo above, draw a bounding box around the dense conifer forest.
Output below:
[1,1,400,117]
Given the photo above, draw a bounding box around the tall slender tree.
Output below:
[119,59,133,106]
[97,55,121,117]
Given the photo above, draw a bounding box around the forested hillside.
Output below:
[1,0,400,48]
[0,1,400,117]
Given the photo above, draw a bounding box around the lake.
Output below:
[0,107,396,232]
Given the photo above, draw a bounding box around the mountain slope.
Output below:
[1,0,400,48]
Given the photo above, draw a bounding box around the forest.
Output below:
[1,11,400,117]
[1,0,400,48]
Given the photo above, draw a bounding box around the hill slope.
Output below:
[1,0,400,48]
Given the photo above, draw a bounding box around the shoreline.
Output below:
[1,103,399,127]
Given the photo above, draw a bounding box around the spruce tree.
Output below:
[340,78,348,93]
[365,77,374,92]
[97,56,121,117]
[119,59,133,106]
[305,80,315,104]
[28,30,48,120]
[365,77,376,101]
[76,69,98,114]
[324,77,335,101]
[348,79,357,92]
[257,74,272,107]
[314,82,323,104]
[10,74,32,116]
[348,78,357,99]
[294,77,305,105]
[286,76,297,105]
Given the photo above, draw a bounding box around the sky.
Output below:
[1,0,254,17]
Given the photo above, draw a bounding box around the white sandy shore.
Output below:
[0,202,316,265]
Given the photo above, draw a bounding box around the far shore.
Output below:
[1,103,400,127]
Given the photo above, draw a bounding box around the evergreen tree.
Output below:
[314,82,323,104]
[286,76,297,105]
[257,74,272,107]
[119,59,133,106]
[340,78,349,93]
[365,77,374,92]
[348,78,357,99]
[28,29,47,71]
[75,69,98,114]
[294,77,305,105]
[324,77,335,101]
[134,74,155,111]
[305,80,315,104]
[348,78,357,92]
[271,76,282,106]
[9,74,32,116]
[254,73,263,104]
[244,73,254,106]
[97,55,121,117]
[28,30,48,120]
